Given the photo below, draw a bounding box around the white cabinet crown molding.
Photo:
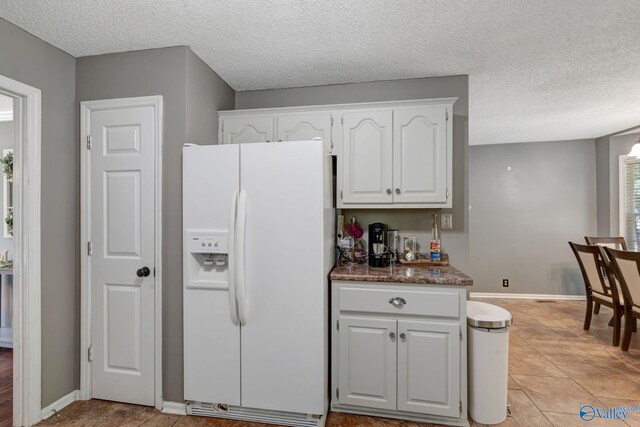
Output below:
[219,97,458,117]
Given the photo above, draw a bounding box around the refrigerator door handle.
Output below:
[236,189,249,326]
[227,190,239,326]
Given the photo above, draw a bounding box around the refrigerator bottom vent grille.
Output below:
[187,402,325,427]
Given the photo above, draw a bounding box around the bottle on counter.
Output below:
[430,214,441,262]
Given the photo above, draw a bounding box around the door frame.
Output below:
[79,96,163,409]
[0,74,42,426]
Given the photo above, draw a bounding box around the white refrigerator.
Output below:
[183,140,334,427]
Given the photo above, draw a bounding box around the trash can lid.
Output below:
[467,301,513,328]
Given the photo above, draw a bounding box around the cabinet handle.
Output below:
[395,188,401,195]
[400,333,407,341]
[386,188,392,195]
[389,297,407,308]
[389,332,396,340]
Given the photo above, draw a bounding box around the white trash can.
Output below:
[467,301,513,425]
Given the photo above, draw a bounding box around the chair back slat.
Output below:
[585,236,628,251]
[606,247,640,311]
[570,242,610,296]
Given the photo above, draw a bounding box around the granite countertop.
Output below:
[330,262,473,286]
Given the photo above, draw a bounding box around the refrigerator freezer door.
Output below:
[239,141,328,415]
[183,144,241,405]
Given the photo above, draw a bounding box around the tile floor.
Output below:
[35,299,640,427]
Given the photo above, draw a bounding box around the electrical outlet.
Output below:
[441,213,453,230]
[502,279,509,287]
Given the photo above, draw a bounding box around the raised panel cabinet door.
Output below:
[275,112,332,149]
[341,110,393,204]
[338,316,397,410]
[221,116,274,144]
[393,107,448,203]
[397,320,460,417]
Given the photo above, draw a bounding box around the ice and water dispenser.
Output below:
[184,230,230,287]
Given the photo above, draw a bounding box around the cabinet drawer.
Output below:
[339,287,460,318]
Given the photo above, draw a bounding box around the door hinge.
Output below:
[340,190,343,200]
[88,346,93,362]
[459,401,462,414]
[446,110,449,121]
[340,116,343,125]
[336,388,339,399]
[336,319,340,330]
[460,328,463,340]
[446,189,450,200]
[331,116,334,126]
[86,135,92,150]
[87,241,92,256]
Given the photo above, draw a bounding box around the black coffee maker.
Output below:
[368,223,390,267]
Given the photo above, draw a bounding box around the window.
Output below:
[620,156,640,250]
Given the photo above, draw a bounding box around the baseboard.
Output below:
[162,400,187,416]
[470,292,586,301]
[41,389,79,420]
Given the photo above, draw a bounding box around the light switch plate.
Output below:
[441,213,453,230]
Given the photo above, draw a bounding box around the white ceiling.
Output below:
[1,0,639,145]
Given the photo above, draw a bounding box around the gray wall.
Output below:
[468,139,597,295]
[0,17,77,406]
[0,121,14,254]
[595,135,611,235]
[236,76,470,270]
[186,49,235,145]
[76,46,234,402]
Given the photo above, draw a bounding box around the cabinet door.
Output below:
[393,107,448,203]
[338,316,397,410]
[221,116,274,144]
[275,112,332,151]
[341,110,393,205]
[397,320,460,417]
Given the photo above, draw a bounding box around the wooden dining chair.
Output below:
[585,236,628,314]
[585,236,628,250]
[569,242,624,346]
[604,247,640,351]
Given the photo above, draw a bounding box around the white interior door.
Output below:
[340,110,393,205]
[393,107,447,203]
[89,104,156,406]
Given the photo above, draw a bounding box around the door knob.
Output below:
[136,267,151,278]
[386,188,392,195]
[395,188,401,194]
[400,333,407,341]
[389,332,396,340]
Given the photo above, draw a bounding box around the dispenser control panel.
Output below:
[186,231,228,254]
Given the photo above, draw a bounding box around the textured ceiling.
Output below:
[1,0,639,145]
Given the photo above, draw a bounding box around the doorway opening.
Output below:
[0,73,42,427]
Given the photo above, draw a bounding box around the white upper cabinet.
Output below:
[340,110,393,205]
[393,107,448,204]
[220,116,274,144]
[218,98,455,208]
[275,112,332,146]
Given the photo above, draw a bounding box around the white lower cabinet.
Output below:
[397,320,460,417]
[332,281,468,426]
[338,316,397,410]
